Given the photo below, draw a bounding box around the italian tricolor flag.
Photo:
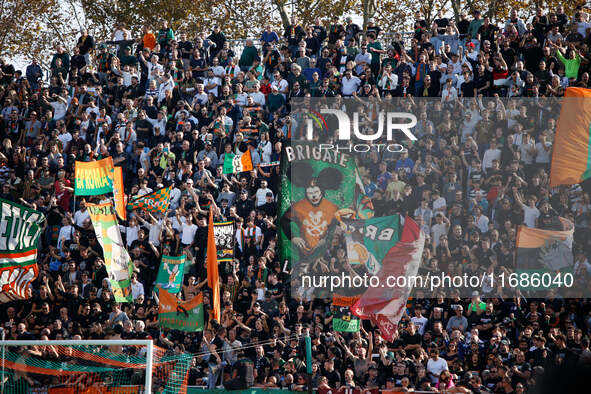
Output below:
[223,151,253,174]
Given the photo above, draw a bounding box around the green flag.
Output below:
[159,288,204,332]
[332,295,361,332]
[278,142,358,266]
[344,215,402,275]
[155,255,186,294]
[0,199,45,303]
[333,307,361,332]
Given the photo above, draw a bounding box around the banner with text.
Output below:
[0,199,45,303]
[75,157,114,196]
[87,202,133,302]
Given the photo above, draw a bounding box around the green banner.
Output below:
[333,306,361,332]
[155,255,186,294]
[278,142,358,266]
[74,157,114,196]
[344,215,401,275]
[0,199,45,302]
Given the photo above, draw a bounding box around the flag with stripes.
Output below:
[0,199,45,303]
[352,217,424,341]
[223,152,253,174]
[127,186,172,215]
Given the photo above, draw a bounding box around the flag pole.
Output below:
[305,332,312,394]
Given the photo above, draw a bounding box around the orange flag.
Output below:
[549,87,591,187]
[112,166,127,220]
[207,209,220,322]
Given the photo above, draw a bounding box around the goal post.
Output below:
[0,338,191,394]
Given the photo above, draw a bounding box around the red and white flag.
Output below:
[352,217,424,341]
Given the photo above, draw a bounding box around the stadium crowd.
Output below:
[2,5,591,393]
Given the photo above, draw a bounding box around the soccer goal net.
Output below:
[0,339,193,394]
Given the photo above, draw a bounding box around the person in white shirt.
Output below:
[482,139,502,169]
[255,181,273,207]
[432,190,447,213]
[426,346,449,384]
[85,99,100,117]
[341,70,361,96]
[137,179,153,196]
[473,206,489,233]
[57,216,73,250]
[73,201,90,227]
[148,111,167,134]
[203,69,221,97]
[515,193,540,228]
[192,83,208,105]
[519,133,536,166]
[577,12,591,37]
[123,216,140,248]
[534,133,552,165]
[248,84,266,106]
[378,64,398,92]
[130,274,144,301]
[180,214,198,248]
[271,72,289,99]
[233,83,248,107]
[50,94,68,121]
[411,306,429,335]
[210,57,225,77]
[57,129,72,151]
[139,52,163,82]
[441,78,458,104]
[157,73,175,104]
[431,212,450,247]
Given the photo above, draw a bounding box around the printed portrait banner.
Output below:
[159,288,204,332]
[214,221,234,263]
[75,157,114,196]
[278,141,358,265]
[0,199,45,303]
[155,254,186,294]
[87,202,133,302]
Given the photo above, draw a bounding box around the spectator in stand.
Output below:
[1,8,591,392]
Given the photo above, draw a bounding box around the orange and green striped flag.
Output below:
[550,87,591,187]
[127,186,172,215]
